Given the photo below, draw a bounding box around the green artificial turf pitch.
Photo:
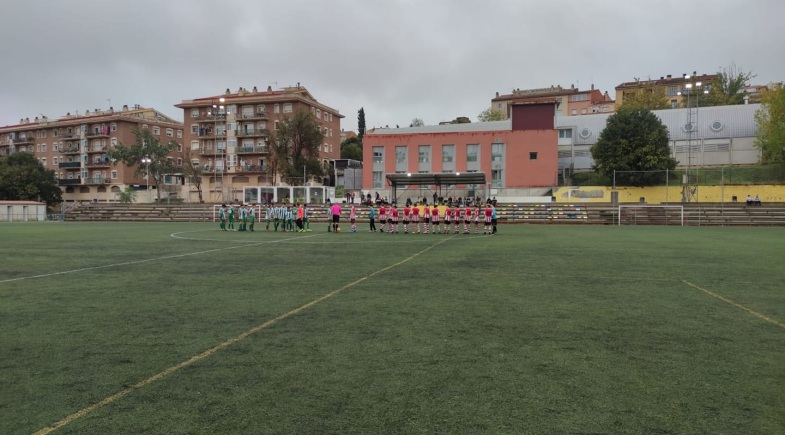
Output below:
[0,222,783,434]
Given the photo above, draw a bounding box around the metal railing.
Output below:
[83,178,111,185]
[236,146,268,154]
[236,165,267,173]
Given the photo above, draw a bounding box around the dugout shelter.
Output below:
[385,172,487,204]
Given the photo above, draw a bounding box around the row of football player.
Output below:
[348,203,499,235]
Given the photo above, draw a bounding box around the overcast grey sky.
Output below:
[1,0,782,131]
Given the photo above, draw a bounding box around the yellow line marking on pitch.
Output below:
[682,280,785,330]
[33,235,457,435]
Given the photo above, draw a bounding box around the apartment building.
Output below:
[0,106,184,203]
[175,85,343,203]
[615,72,720,108]
[363,102,559,200]
[492,85,613,118]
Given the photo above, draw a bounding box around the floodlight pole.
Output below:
[677,75,708,203]
[212,97,226,203]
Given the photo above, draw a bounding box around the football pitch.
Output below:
[1,222,783,434]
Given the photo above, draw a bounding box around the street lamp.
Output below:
[141,155,152,203]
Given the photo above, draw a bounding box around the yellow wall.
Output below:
[553,185,785,204]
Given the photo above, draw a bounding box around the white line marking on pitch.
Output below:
[0,233,322,284]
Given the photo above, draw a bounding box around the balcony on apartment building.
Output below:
[61,146,82,155]
[194,113,226,122]
[196,128,226,138]
[58,178,83,186]
[235,164,267,173]
[239,112,268,120]
[59,161,82,169]
[236,129,268,138]
[161,166,185,175]
[87,145,108,153]
[86,129,110,138]
[201,165,227,174]
[83,177,111,185]
[198,147,227,155]
[85,159,111,168]
[11,135,35,145]
[235,145,268,154]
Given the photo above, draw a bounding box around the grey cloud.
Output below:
[1,0,783,131]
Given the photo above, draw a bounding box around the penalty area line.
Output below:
[682,280,785,330]
[33,234,457,434]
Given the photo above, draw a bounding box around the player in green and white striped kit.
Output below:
[227,205,235,230]
[238,205,248,231]
[286,205,294,232]
[273,205,286,231]
[248,205,256,232]
[219,204,227,231]
[265,204,272,231]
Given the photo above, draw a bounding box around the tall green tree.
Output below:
[270,109,325,185]
[340,136,363,161]
[755,83,785,163]
[0,152,62,207]
[703,64,756,107]
[477,107,507,122]
[106,128,178,202]
[181,145,204,203]
[358,107,366,139]
[620,84,670,110]
[591,108,676,186]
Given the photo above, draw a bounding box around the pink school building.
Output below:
[362,103,558,200]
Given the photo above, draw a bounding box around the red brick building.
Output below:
[363,103,559,200]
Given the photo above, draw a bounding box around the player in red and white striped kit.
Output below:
[474,204,482,233]
[423,203,430,234]
[453,205,462,234]
[389,204,399,233]
[402,204,411,233]
[411,203,421,233]
[484,203,493,234]
[443,206,452,234]
[464,205,473,234]
[430,205,440,234]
